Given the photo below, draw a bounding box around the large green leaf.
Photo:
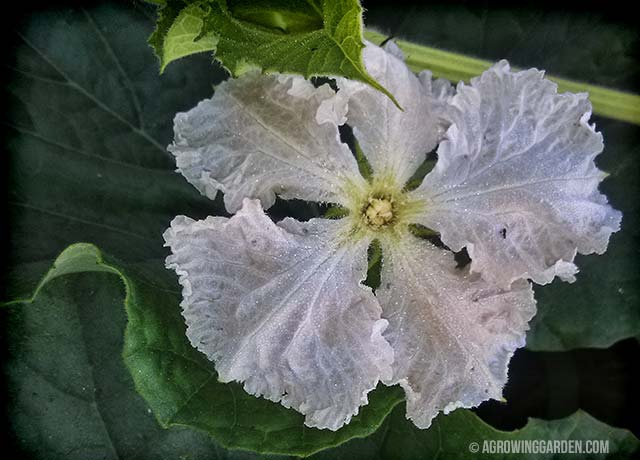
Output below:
[4,2,638,459]
[3,4,402,455]
[4,3,222,292]
[364,3,640,351]
[527,119,640,350]
[5,243,404,456]
[310,406,639,459]
[7,244,638,460]
[148,0,397,104]
[2,267,266,460]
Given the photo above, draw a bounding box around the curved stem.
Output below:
[364,30,640,125]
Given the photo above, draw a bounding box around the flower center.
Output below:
[342,173,423,241]
[363,197,394,228]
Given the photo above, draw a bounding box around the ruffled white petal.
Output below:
[336,43,450,185]
[378,234,536,428]
[170,73,366,213]
[163,199,393,430]
[410,60,622,288]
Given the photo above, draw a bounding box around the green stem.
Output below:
[364,30,640,126]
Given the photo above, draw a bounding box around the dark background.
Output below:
[1,0,638,457]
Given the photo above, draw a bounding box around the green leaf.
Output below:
[5,3,222,294]
[310,406,639,459]
[526,119,640,350]
[2,262,264,460]
[4,4,401,456]
[5,243,404,456]
[148,0,399,106]
[5,3,639,458]
[11,245,636,459]
[364,4,640,351]
[149,1,218,72]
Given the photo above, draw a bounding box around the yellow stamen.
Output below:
[364,197,394,227]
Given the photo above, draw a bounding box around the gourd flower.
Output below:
[163,43,621,431]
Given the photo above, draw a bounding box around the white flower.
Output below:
[163,43,621,431]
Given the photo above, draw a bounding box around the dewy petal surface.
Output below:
[377,235,536,428]
[410,61,622,288]
[169,73,365,213]
[163,199,393,430]
[336,43,449,185]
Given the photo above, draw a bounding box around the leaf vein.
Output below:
[10,201,156,243]
[16,31,167,156]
